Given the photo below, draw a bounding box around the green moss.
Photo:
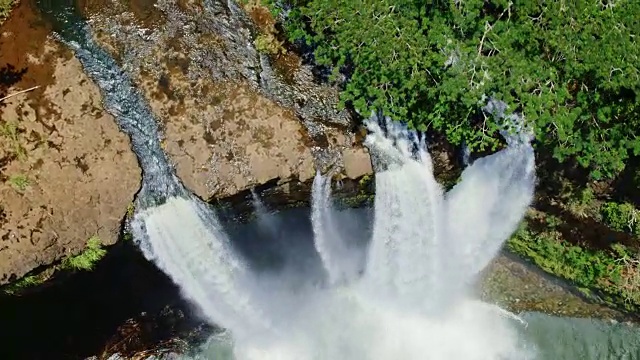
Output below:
[335,193,373,209]
[126,202,135,218]
[358,174,372,188]
[7,174,29,192]
[122,232,133,242]
[61,236,107,271]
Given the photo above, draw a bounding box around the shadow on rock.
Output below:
[0,240,210,360]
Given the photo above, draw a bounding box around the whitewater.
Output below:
[130,113,537,359]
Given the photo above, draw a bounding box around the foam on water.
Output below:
[130,112,537,359]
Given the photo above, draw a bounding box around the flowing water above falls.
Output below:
[36,0,187,209]
[34,2,640,358]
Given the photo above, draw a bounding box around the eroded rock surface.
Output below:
[81,0,372,199]
[0,3,141,284]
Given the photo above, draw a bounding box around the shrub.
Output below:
[601,202,640,236]
[61,236,107,271]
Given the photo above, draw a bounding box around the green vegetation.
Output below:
[357,174,373,190]
[0,0,16,23]
[2,273,49,296]
[127,202,135,218]
[7,174,29,192]
[61,236,107,271]
[272,0,639,180]
[242,0,288,56]
[601,202,640,236]
[565,187,596,219]
[2,236,107,295]
[0,121,27,161]
[255,33,286,56]
[508,216,640,311]
[252,1,640,310]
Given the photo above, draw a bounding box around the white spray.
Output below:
[133,113,537,359]
[311,171,363,285]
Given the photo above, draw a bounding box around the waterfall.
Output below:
[249,188,280,239]
[45,3,539,358]
[42,3,272,341]
[131,197,271,336]
[310,171,361,285]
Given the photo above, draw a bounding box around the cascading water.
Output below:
[359,113,536,314]
[311,172,364,285]
[249,189,280,239]
[36,0,272,341]
[42,2,539,353]
[187,112,538,360]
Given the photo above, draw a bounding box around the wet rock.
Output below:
[81,0,370,200]
[478,252,630,321]
[0,3,141,284]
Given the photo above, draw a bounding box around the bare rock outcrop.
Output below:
[82,0,372,200]
[0,3,141,284]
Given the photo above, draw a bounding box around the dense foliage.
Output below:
[274,0,640,179]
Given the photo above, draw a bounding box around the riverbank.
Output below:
[507,204,640,314]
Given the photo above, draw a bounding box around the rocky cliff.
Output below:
[0,3,140,284]
[83,0,372,200]
[0,0,372,286]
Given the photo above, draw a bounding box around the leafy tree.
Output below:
[273,0,640,179]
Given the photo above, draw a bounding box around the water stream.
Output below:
[33,1,640,359]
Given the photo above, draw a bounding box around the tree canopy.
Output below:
[274,0,640,179]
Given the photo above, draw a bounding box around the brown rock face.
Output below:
[81,0,373,200]
[152,82,316,198]
[342,148,374,180]
[0,3,141,284]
